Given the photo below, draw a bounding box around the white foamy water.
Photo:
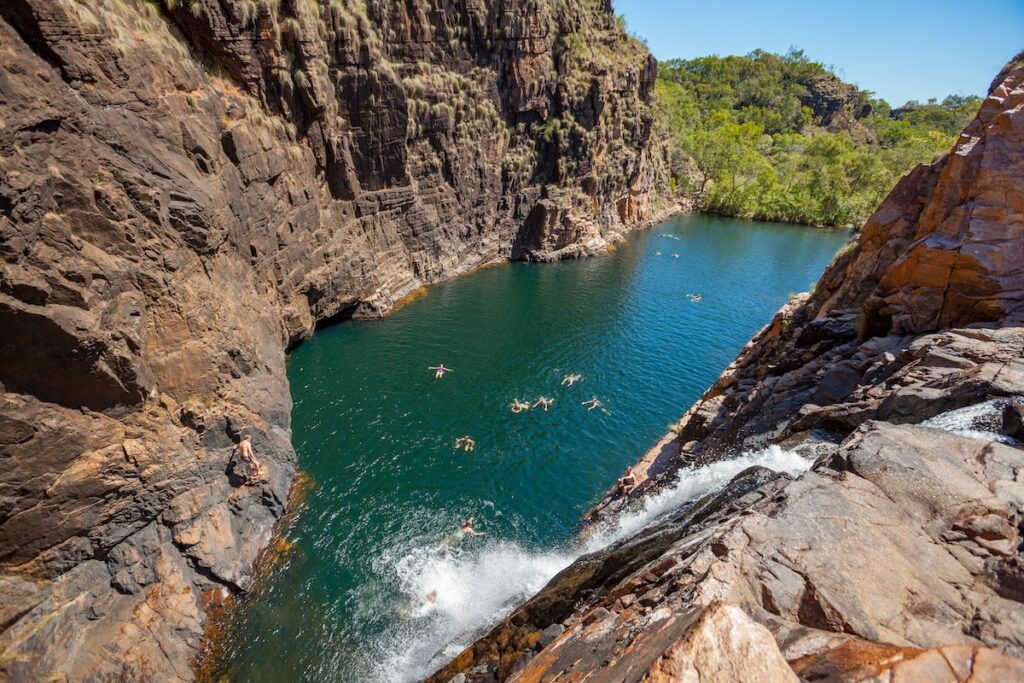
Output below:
[923,400,1020,445]
[372,445,814,681]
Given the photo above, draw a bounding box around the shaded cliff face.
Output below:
[428,55,1024,682]
[0,0,668,679]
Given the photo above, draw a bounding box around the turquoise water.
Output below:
[209,214,850,681]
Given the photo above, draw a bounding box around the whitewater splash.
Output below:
[371,445,814,681]
[923,400,1020,445]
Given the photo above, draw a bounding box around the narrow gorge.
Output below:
[0,1,1022,682]
[0,0,668,679]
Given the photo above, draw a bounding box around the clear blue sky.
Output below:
[612,0,1024,105]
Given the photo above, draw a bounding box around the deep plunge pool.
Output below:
[206,214,851,681]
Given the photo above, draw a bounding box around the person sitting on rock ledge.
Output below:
[614,466,636,496]
[511,398,531,413]
[234,435,263,484]
[429,364,452,379]
[454,436,475,452]
[534,396,554,411]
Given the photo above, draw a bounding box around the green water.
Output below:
[211,214,850,681]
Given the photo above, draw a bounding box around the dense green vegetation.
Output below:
[656,49,982,226]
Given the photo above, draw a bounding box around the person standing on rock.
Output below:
[234,435,262,483]
[429,364,452,379]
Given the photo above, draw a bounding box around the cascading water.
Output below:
[373,445,814,681]
[923,399,1020,445]
[207,215,852,682]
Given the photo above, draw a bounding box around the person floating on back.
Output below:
[429,364,452,379]
[582,397,603,411]
[615,466,637,496]
[561,374,583,387]
[454,435,475,452]
[234,435,263,484]
[534,396,553,411]
[511,398,531,413]
[460,517,486,538]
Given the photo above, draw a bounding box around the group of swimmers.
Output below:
[652,251,680,258]
[509,375,608,416]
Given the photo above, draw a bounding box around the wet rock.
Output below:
[1002,400,1024,441]
[538,623,564,648]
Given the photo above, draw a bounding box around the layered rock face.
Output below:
[428,55,1024,682]
[0,0,669,679]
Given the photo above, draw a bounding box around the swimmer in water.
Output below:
[582,397,603,411]
[534,396,554,411]
[425,590,438,604]
[561,374,583,387]
[671,253,679,258]
[460,517,486,537]
[688,293,702,302]
[429,364,452,379]
[454,436,475,452]
[654,250,661,256]
[511,398,531,413]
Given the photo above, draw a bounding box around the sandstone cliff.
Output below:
[0,0,670,679]
[427,54,1024,682]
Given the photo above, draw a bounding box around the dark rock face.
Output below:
[799,71,873,130]
[0,0,670,680]
[429,56,1024,682]
[1003,400,1024,442]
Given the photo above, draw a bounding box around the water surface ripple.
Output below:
[210,214,851,681]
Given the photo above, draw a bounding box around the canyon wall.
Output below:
[0,0,670,679]
[428,53,1024,682]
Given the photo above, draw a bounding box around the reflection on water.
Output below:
[207,214,851,681]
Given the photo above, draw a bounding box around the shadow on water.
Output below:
[205,214,851,682]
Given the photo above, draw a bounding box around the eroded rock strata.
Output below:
[428,55,1024,682]
[0,0,670,679]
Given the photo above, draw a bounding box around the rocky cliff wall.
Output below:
[428,54,1024,682]
[0,0,670,679]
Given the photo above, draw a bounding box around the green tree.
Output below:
[654,48,982,227]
